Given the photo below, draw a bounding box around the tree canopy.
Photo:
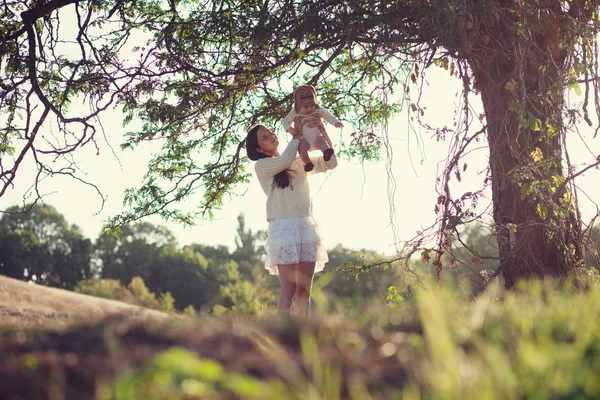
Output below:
[2,0,600,287]
[0,204,92,288]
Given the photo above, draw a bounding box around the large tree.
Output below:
[2,0,600,287]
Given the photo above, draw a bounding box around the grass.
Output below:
[2,278,600,399]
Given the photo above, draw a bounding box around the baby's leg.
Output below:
[315,136,334,162]
[298,138,314,172]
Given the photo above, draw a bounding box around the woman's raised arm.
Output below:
[254,139,300,179]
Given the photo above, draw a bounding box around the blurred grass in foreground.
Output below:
[95,278,600,400]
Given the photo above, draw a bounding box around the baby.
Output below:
[282,84,344,171]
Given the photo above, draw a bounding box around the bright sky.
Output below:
[2,67,600,255]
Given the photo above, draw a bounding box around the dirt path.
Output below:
[0,276,175,330]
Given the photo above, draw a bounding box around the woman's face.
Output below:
[256,126,279,156]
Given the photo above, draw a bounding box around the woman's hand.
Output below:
[287,127,301,139]
[294,115,324,133]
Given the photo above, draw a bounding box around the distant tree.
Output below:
[95,222,252,311]
[233,214,265,261]
[0,230,48,282]
[95,222,177,284]
[325,244,395,307]
[150,246,213,310]
[0,204,92,288]
[185,244,232,266]
[92,218,273,314]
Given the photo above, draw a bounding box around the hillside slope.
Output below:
[0,276,173,330]
[0,275,412,399]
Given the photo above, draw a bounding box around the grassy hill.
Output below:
[0,276,175,330]
[0,276,412,399]
[1,276,600,399]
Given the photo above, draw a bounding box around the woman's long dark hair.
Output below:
[246,125,291,188]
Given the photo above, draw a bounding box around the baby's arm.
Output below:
[316,108,344,128]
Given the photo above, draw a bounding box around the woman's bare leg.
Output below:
[294,262,316,315]
[277,264,297,313]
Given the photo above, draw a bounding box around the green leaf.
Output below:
[509,101,522,113]
[520,183,530,200]
[536,203,548,219]
[505,79,517,93]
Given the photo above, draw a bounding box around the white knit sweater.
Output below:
[254,138,338,221]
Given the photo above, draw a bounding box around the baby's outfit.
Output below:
[282,108,342,150]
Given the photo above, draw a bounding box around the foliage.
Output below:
[182,305,196,316]
[218,280,271,315]
[94,222,213,310]
[385,285,405,309]
[158,292,176,313]
[95,222,178,284]
[5,280,600,399]
[2,0,600,286]
[102,347,276,400]
[76,276,177,313]
[1,0,394,228]
[128,276,164,310]
[8,200,570,316]
[0,203,278,313]
[74,278,134,303]
[0,230,48,282]
[324,244,397,305]
[109,280,600,399]
[0,204,93,289]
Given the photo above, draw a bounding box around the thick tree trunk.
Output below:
[469,47,583,288]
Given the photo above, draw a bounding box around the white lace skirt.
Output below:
[265,216,329,275]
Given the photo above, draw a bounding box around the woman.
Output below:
[245,116,337,315]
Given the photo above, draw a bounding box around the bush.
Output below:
[182,305,196,316]
[75,278,133,303]
[75,277,176,313]
[158,292,176,313]
[407,279,600,399]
